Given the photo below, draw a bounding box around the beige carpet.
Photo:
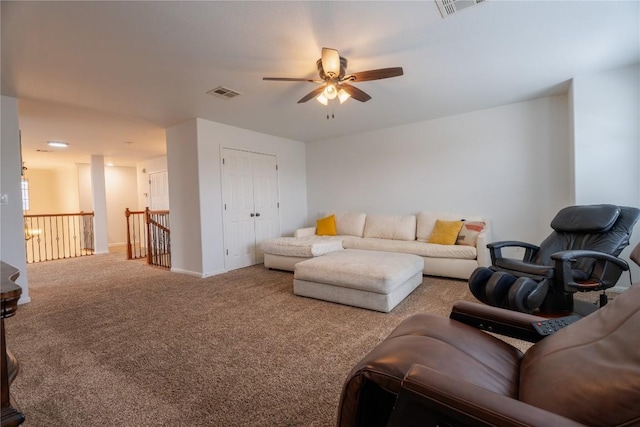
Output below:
[7,253,530,426]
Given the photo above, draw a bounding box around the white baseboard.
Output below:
[611,285,629,293]
[170,267,228,278]
[201,269,227,278]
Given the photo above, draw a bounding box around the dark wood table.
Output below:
[1,261,25,426]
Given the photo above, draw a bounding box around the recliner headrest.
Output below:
[550,204,620,233]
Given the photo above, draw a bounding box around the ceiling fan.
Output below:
[263,48,403,105]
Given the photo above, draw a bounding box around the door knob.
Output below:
[255,213,261,217]
[250,213,255,217]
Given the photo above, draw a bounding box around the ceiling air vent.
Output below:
[207,86,242,100]
[435,0,486,18]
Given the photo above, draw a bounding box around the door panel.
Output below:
[222,149,256,270]
[149,171,169,210]
[222,148,279,269]
[252,154,279,264]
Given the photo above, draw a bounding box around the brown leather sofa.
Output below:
[337,283,640,427]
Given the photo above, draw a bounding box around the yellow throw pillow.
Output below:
[316,215,337,236]
[428,220,464,245]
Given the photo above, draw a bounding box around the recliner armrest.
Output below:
[388,364,587,427]
[450,301,548,342]
[552,250,630,291]
[551,249,630,268]
[488,241,540,264]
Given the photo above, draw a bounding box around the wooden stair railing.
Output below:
[1,262,25,426]
[125,209,147,260]
[125,208,170,269]
[23,212,95,263]
[146,209,170,269]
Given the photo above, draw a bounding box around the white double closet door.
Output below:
[222,148,280,270]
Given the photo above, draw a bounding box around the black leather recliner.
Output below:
[468,204,640,314]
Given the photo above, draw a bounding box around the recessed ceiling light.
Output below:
[47,141,69,148]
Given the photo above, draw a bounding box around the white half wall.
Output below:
[306,95,572,246]
[1,96,30,303]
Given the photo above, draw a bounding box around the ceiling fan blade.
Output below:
[340,83,372,102]
[263,77,318,82]
[297,85,326,103]
[346,67,404,82]
[321,48,341,77]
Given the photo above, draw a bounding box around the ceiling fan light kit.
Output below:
[263,47,403,114]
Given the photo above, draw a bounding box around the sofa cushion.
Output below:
[342,238,477,259]
[363,214,417,241]
[428,220,464,245]
[316,214,337,236]
[417,212,485,242]
[334,212,367,237]
[260,235,344,257]
[456,221,486,246]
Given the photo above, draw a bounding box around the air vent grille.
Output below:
[436,0,485,18]
[207,86,242,100]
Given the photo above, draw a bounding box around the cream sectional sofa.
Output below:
[261,211,491,280]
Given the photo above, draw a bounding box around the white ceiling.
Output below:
[2,1,639,169]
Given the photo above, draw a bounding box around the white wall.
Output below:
[571,63,640,286]
[166,119,203,276]
[306,95,572,245]
[23,166,80,214]
[52,166,80,212]
[166,118,307,277]
[105,166,138,245]
[1,96,30,303]
[77,164,93,212]
[22,169,57,214]
[136,156,168,210]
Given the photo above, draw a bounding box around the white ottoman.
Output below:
[293,249,424,313]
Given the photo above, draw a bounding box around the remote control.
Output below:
[531,314,582,336]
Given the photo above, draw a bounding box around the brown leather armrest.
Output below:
[388,364,587,427]
[450,301,549,342]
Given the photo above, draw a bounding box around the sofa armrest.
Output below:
[388,364,587,427]
[294,226,316,238]
[450,300,548,342]
[475,222,492,267]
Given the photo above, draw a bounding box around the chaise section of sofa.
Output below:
[260,211,491,280]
